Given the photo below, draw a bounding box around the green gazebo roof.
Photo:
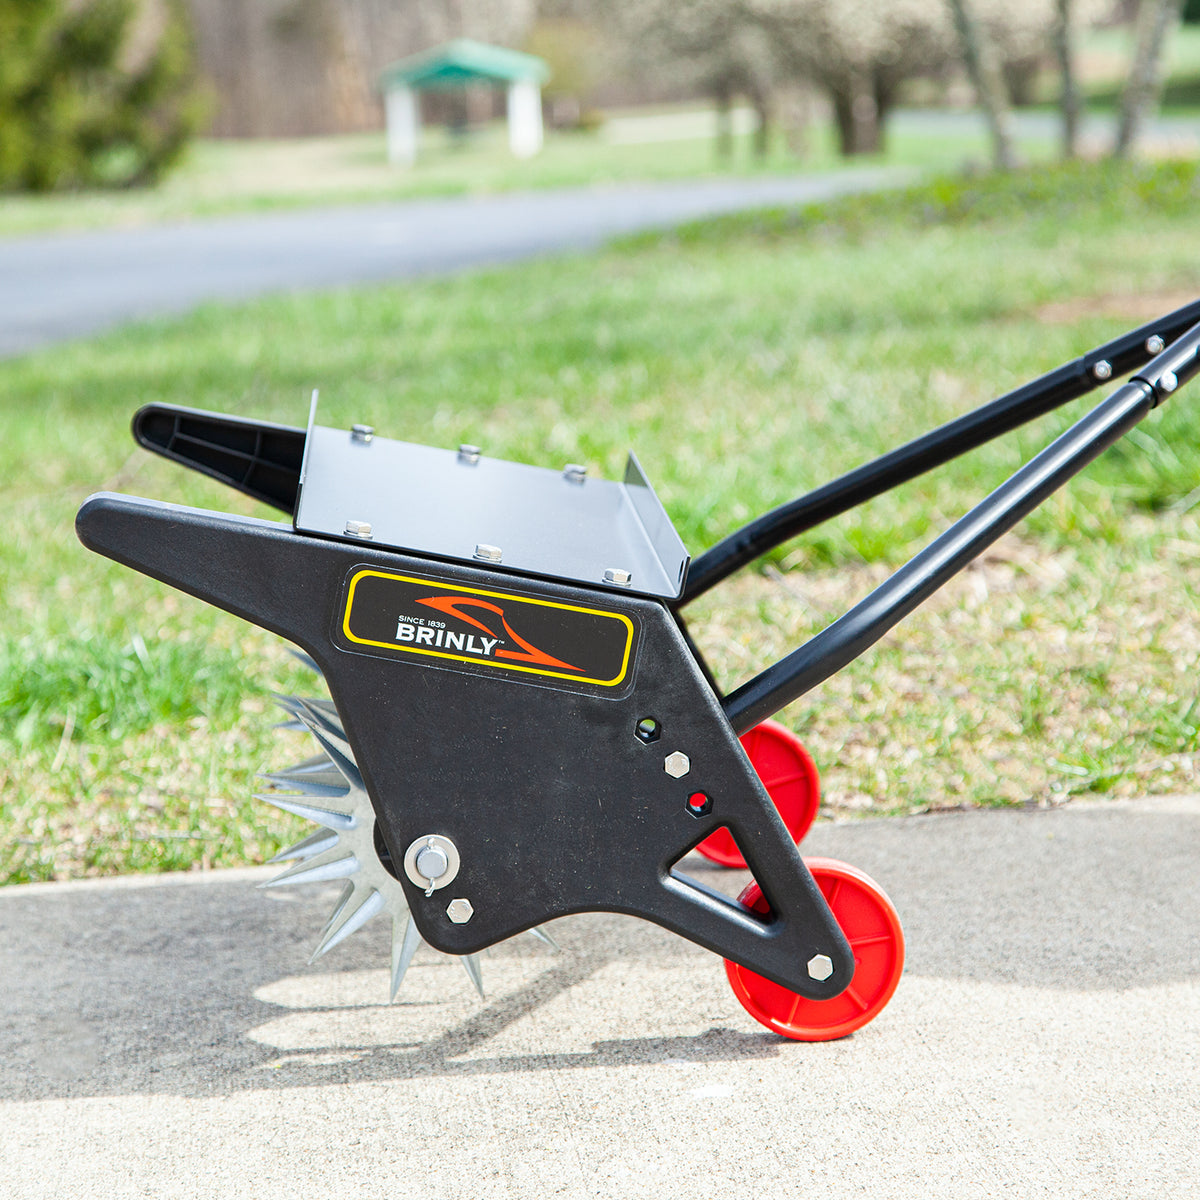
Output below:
[379,38,550,92]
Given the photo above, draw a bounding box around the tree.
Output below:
[1114,0,1186,158]
[946,0,1019,168]
[1052,0,1083,158]
[747,0,956,156]
[619,0,777,160]
[0,0,207,192]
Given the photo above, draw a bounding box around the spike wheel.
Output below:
[724,858,904,1041]
[260,691,557,1003]
[696,719,820,868]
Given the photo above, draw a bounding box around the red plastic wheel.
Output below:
[696,719,820,867]
[724,858,904,1041]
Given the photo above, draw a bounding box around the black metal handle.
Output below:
[720,317,1200,734]
[683,297,1200,604]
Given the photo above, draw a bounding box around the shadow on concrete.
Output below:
[3,799,1196,1102]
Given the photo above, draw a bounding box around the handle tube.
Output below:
[722,379,1156,734]
[683,297,1200,604]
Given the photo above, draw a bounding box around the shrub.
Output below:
[0,0,208,192]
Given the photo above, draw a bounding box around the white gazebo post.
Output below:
[385,84,419,166]
[506,78,543,159]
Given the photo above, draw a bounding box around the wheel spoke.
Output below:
[786,991,805,1025]
[849,932,892,950]
[843,983,868,1014]
[761,770,808,790]
[823,876,843,909]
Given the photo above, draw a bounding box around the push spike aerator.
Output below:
[77,298,1200,1040]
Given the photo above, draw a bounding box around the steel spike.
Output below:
[528,926,560,951]
[390,916,424,1001]
[461,953,485,999]
[267,828,339,864]
[287,696,347,741]
[267,764,345,791]
[257,771,348,799]
[290,703,362,790]
[259,850,360,888]
[253,792,356,830]
[317,882,355,939]
[309,887,386,963]
[289,649,323,676]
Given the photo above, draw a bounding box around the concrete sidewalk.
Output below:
[2,795,1197,1199]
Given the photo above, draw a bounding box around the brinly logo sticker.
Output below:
[339,569,636,690]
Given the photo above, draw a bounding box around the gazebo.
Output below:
[379,38,551,167]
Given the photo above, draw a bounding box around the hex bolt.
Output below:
[350,424,375,443]
[563,463,587,483]
[1091,359,1113,382]
[664,751,690,778]
[447,898,475,924]
[1146,335,1166,355]
[458,444,482,465]
[635,717,661,744]
[603,567,633,586]
[807,953,834,982]
[1161,371,1179,394]
[474,543,503,563]
[344,520,373,539]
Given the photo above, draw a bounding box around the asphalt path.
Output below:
[0,168,902,358]
[2,794,1196,1199]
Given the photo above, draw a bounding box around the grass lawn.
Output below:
[3,159,1200,884]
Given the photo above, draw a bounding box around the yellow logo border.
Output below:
[342,569,635,688]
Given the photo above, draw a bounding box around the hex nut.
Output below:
[447,898,474,924]
[664,751,690,778]
[807,953,834,982]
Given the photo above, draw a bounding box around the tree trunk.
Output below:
[714,80,734,162]
[1114,0,1185,159]
[946,0,1020,169]
[1053,0,1082,158]
[831,73,881,156]
[748,84,771,159]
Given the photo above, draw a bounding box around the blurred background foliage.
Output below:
[2,0,1200,194]
[0,0,208,191]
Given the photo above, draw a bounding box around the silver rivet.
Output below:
[458,444,481,464]
[415,844,449,881]
[447,898,474,924]
[474,543,502,563]
[344,520,373,538]
[664,751,690,778]
[350,424,374,443]
[603,567,633,586]
[403,835,460,895]
[807,953,834,982]
[1146,335,1165,355]
[563,463,587,483]
[1091,360,1112,381]
[1161,371,1179,393]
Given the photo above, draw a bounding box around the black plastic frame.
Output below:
[128,301,1200,735]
